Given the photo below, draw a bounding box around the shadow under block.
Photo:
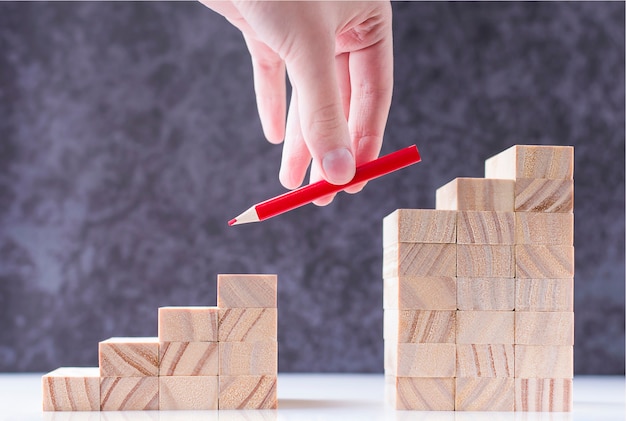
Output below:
[159,376,218,410]
[514,179,574,213]
[386,343,456,377]
[217,274,277,308]
[515,345,573,378]
[436,178,514,211]
[515,378,573,412]
[516,245,574,279]
[456,311,514,344]
[456,211,514,244]
[42,367,100,411]
[383,209,457,246]
[484,145,574,180]
[456,245,515,278]
[219,341,278,376]
[218,375,278,409]
[99,338,159,377]
[516,278,574,312]
[515,312,574,345]
[158,306,218,342]
[159,342,219,376]
[218,308,277,342]
[384,310,455,343]
[384,277,456,310]
[515,213,574,245]
[455,378,515,411]
[100,377,158,411]
[394,377,455,411]
[456,344,514,378]
[383,243,456,278]
[457,277,515,311]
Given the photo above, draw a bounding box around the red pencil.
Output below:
[228,144,421,226]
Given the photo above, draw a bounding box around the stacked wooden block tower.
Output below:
[42,274,278,411]
[384,145,574,411]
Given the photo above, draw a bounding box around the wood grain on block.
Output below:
[515,213,574,245]
[395,343,456,377]
[456,344,514,378]
[384,309,455,343]
[383,209,457,246]
[159,342,218,376]
[159,376,218,410]
[99,337,159,377]
[457,245,514,278]
[516,245,574,279]
[218,375,277,409]
[100,377,158,411]
[457,277,515,311]
[383,243,456,278]
[457,211,514,244]
[219,308,277,342]
[455,378,514,411]
[395,377,455,411]
[384,276,456,310]
[515,179,573,213]
[515,312,574,345]
[217,274,277,308]
[219,341,277,376]
[436,178,514,211]
[42,367,100,411]
[516,278,574,312]
[158,306,218,342]
[484,145,574,180]
[456,311,514,344]
[515,378,573,412]
[515,345,573,378]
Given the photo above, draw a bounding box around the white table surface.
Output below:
[0,374,623,421]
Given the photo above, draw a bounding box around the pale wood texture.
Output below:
[394,377,455,411]
[516,245,575,279]
[456,344,514,378]
[99,337,159,377]
[384,276,456,310]
[100,377,158,411]
[515,212,574,245]
[514,179,573,213]
[457,245,515,278]
[218,375,277,409]
[219,308,277,342]
[485,145,574,180]
[516,278,574,312]
[457,277,515,311]
[159,342,218,376]
[515,312,574,345]
[456,311,514,344]
[42,367,100,411]
[383,243,456,278]
[158,306,218,342]
[217,274,277,308]
[383,209,457,246]
[390,343,456,377]
[159,376,218,410]
[219,341,278,376]
[436,178,515,211]
[384,310,455,343]
[455,378,515,411]
[457,211,514,244]
[515,345,573,378]
[515,378,573,412]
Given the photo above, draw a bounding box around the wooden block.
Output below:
[219,341,277,376]
[395,377,455,411]
[159,376,218,410]
[485,145,574,180]
[158,306,218,342]
[515,179,573,213]
[455,378,514,411]
[384,340,397,375]
[457,211,514,244]
[384,310,455,343]
[383,209,457,246]
[218,375,277,409]
[515,212,574,245]
[456,311,514,344]
[42,367,100,411]
[516,278,574,312]
[436,178,514,211]
[100,377,158,410]
[456,344,514,377]
[457,245,514,278]
[159,342,218,376]
[219,308,277,342]
[515,345,573,378]
[457,277,515,310]
[217,274,277,308]
[383,243,456,278]
[99,337,159,377]
[516,245,574,278]
[515,312,574,345]
[392,343,456,377]
[384,276,456,310]
[515,378,573,412]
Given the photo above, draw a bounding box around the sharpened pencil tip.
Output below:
[228,218,237,226]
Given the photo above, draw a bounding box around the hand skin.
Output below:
[200,1,393,205]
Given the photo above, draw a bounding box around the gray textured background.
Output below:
[0,2,623,374]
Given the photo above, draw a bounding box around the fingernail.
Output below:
[322,148,355,185]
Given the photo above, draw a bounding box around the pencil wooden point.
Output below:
[229,206,260,226]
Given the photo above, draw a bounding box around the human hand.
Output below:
[201,1,393,205]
